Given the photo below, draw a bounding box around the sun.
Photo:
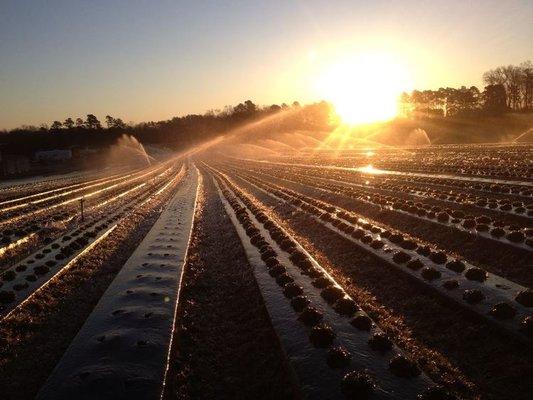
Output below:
[315,53,412,125]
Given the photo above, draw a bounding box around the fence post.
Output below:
[80,198,85,221]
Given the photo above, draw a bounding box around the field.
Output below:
[0,144,532,400]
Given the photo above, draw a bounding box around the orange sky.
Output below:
[1,0,531,129]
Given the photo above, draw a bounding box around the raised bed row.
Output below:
[0,168,134,210]
[362,160,531,182]
[235,165,533,250]
[281,166,533,218]
[0,168,120,199]
[212,170,450,400]
[0,161,173,224]
[374,180,532,217]
[0,163,180,259]
[268,145,532,182]
[0,164,186,320]
[356,166,533,198]
[234,162,533,225]
[37,165,199,400]
[244,159,533,197]
[227,170,533,344]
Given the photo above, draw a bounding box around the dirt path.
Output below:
[164,169,297,400]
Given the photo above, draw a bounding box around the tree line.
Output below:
[2,61,531,152]
[0,100,331,154]
[13,114,127,133]
[400,61,532,118]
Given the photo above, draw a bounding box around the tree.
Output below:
[519,61,533,110]
[75,118,85,128]
[86,114,101,130]
[103,115,127,129]
[105,115,114,128]
[399,92,412,117]
[446,86,480,116]
[483,84,507,115]
[244,100,257,113]
[410,90,444,117]
[483,64,527,110]
[232,100,258,120]
[50,121,63,131]
[64,118,74,129]
[269,104,282,113]
[113,118,126,129]
[505,66,522,110]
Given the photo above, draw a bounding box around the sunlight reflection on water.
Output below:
[356,164,386,175]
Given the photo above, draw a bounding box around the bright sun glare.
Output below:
[316,53,412,125]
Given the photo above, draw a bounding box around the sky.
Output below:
[1,0,532,129]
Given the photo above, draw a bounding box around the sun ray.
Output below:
[315,52,413,126]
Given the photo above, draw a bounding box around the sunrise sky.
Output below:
[1,0,532,129]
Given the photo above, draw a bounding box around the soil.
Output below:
[163,170,298,400]
[234,173,533,400]
[0,180,179,400]
[2,157,532,400]
[254,172,533,288]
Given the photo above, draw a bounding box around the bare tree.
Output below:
[519,61,533,110]
[483,62,531,110]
